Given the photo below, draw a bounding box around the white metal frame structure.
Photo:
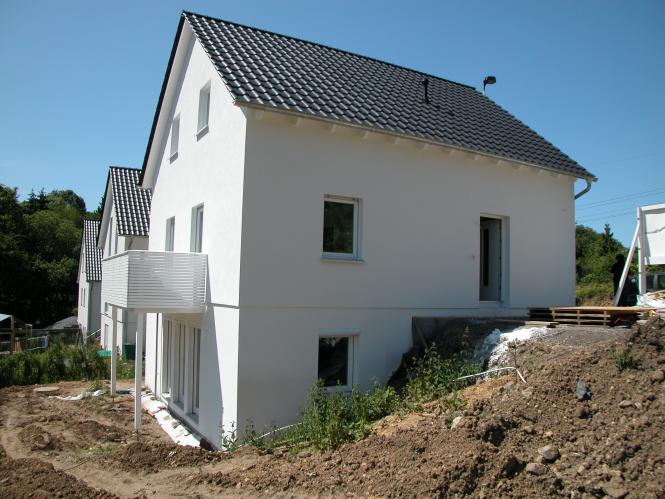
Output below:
[613,203,665,305]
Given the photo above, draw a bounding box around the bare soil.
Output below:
[1,319,664,498]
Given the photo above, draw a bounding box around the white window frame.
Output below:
[165,217,175,252]
[197,83,210,139]
[191,204,204,253]
[170,115,180,161]
[192,327,201,415]
[317,329,359,392]
[322,195,361,261]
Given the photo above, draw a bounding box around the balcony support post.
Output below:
[134,311,144,433]
[110,306,117,397]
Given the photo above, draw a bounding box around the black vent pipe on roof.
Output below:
[422,78,430,104]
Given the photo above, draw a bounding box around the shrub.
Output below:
[404,345,479,405]
[0,341,130,388]
[270,380,402,451]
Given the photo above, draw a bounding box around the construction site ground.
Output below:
[1,319,664,498]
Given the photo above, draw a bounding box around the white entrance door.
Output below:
[480,217,502,301]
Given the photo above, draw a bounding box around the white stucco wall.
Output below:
[143,31,247,445]
[77,252,101,336]
[235,112,577,431]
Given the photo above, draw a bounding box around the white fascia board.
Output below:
[97,182,114,250]
[142,23,196,190]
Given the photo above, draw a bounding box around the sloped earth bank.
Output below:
[1,319,664,497]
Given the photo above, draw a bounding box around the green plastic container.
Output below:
[122,343,135,361]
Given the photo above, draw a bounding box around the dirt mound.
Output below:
[19,424,61,451]
[104,440,228,472]
[71,420,126,443]
[194,318,665,497]
[0,444,112,498]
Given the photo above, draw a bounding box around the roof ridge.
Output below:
[182,10,476,91]
[109,165,141,172]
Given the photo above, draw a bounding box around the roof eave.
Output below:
[237,101,597,182]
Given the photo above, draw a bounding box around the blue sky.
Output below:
[1,0,663,244]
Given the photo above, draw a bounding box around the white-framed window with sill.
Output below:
[322,195,361,261]
[170,115,180,161]
[165,217,175,252]
[197,83,210,139]
[191,204,204,253]
[317,330,358,391]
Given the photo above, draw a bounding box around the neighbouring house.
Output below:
[97,166,151,354]
[101,11,596,447]
[76,219,102,338]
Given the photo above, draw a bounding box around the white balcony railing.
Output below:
[102,251,207,313]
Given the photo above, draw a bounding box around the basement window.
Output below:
[322,196,360,260]
[318,335,355,389]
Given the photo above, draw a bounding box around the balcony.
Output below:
[102,251,207,313]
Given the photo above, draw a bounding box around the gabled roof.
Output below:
[82,219,102,281]
[142,11,594,180]
[107,167,151,237]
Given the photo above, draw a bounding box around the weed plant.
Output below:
[236,349,478,453]
[612,345,636,371]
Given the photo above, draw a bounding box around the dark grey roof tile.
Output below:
[82,219,102,281]
[143,11,594,180]
[109,167,152,237]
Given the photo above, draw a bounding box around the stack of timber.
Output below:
[528,306,654,326]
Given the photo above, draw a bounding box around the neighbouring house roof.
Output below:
[142,11,595,180]
[108,167,151,236]
[45,316,79,330]
[82,219,103,281]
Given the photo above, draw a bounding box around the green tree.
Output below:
[0,184,86,326]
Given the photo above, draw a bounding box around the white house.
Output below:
[102,11,596,447]
[76,219,102,337]
[97,166,151,353]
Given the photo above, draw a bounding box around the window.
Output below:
[170,115,180,161]
[191,205,204,253]
[318,335,355,389]
[197,84,210,137]
[322,196,360,259]
[165,217,175,252]
[192,328,201,414]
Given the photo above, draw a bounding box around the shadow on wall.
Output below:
[201,264,224,450]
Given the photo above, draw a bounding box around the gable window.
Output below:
[322,196,360,260]
[165,217,175,252]
[197,84,210,138]
[318,334,356,390]
[170,115,180,161]
[191,205,204,253]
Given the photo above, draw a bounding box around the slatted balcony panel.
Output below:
[102,251,207,312]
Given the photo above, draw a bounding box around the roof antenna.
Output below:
[483,75,496,95]
[422,78,430,104]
